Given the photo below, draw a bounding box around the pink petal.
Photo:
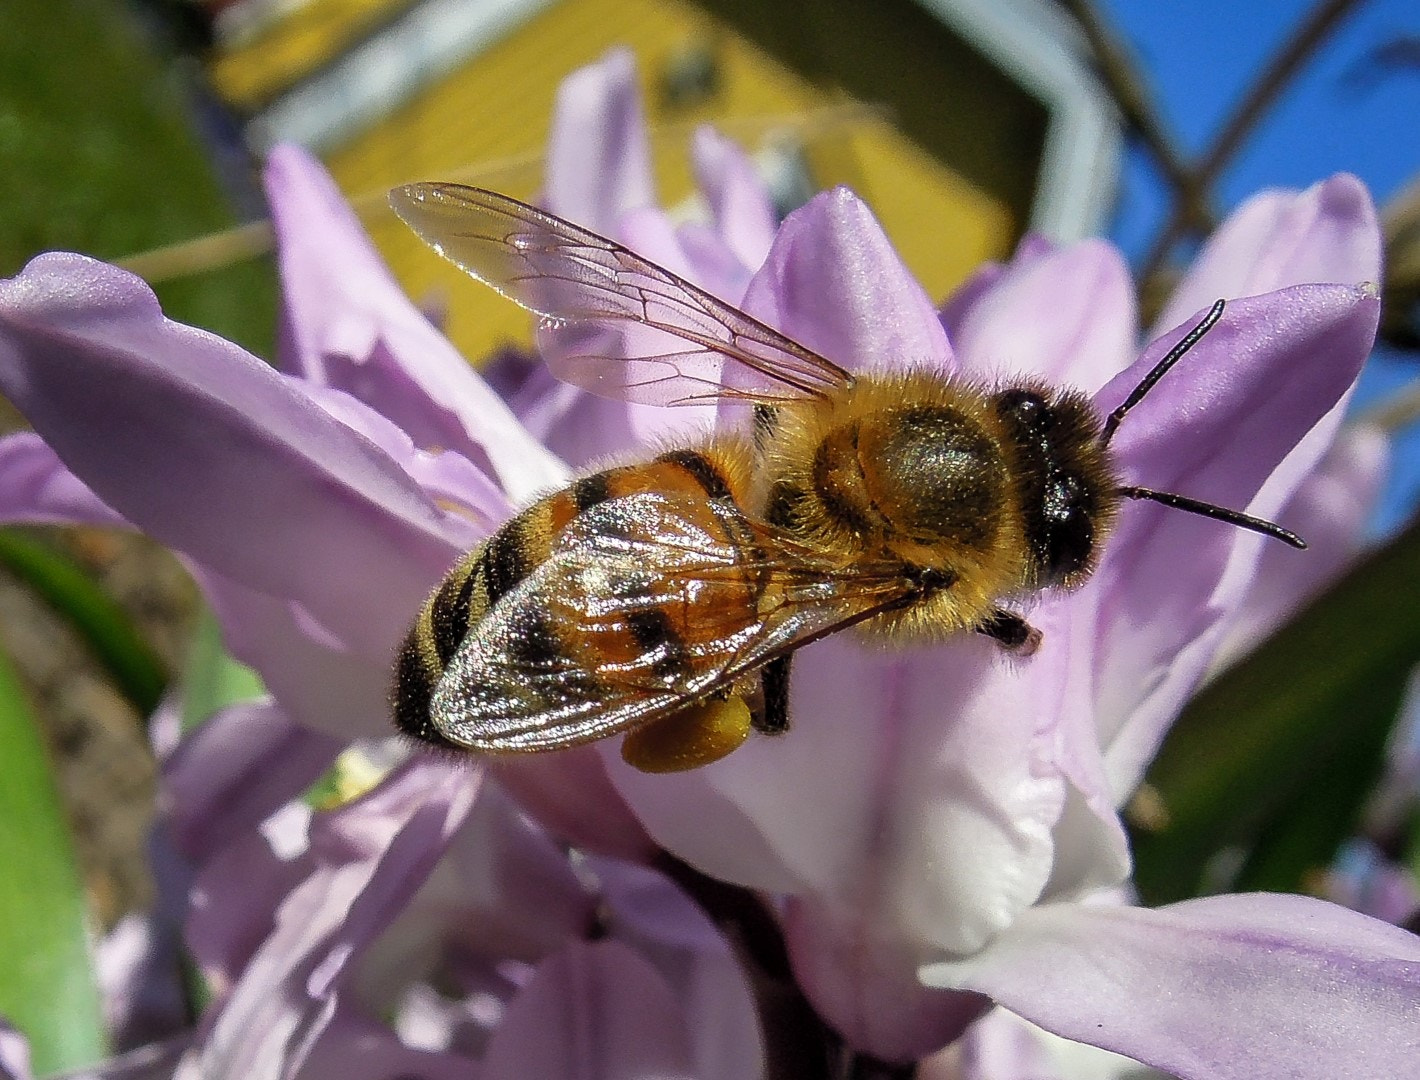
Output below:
[1154,174,1382,338]
[196,569,394,741]
[265,145,565,504]
[1214,420,1386,668]
[160,699,340,861]
[613,632,1067,948]
[362,780,594,997]
[922,894,1420,1080]
[947,239,1136,393]
[0,254,465,661]
[96,915,188,1051]
[1093,285,1380,796]
[544,47,654,233]
[785,896,991,1061]
[920,1008,1150,1080]
[300,1013,475,1080]
[496,752,655,863]
[595,858,764,1080]
[178,758,478,1080]
[0,1024,30,1080]
[0,432,126,527]
[740,187,954,376]
[692,125,776,273]
[937,235,1058,337]
[479,940,697,1080]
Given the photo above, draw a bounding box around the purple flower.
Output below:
[1,48,1414,1080]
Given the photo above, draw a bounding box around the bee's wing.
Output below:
[389,183,854,406]
[430,492,914,753]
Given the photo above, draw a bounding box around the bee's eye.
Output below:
[1041,473,1095,582]
[996,389,1048,424]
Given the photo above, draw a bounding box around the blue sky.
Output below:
[1098,0,1420,532]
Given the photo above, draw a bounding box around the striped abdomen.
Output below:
[391,446,755,751]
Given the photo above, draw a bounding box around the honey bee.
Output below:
[388,185,1304,774]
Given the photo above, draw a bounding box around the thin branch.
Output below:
[1140,0,1371,283]
[1057,0,1210,229]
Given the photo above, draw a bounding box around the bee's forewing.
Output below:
[389,183,854,406]
[429,492,911,753]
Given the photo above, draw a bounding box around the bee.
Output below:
[388,185,1305,774]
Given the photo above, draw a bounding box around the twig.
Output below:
[1057,0,1209,229]
[1139,0,1371,285]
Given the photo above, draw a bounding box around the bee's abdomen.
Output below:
[393,445,754,751]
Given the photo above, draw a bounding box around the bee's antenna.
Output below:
[1116,485,1307,549]
[1100,299,1227,447]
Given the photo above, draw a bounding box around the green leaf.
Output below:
[1132,516,1420,904]
[0,647,108,1071]
[0,531,169,718]
[182,609,265,733]
[0,0,278,356]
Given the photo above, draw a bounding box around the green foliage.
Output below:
[0,0,277,356]
[182,610,265,733]
[1133,517,1420,903]
[0,531,169,718]
[0,648,108,1072]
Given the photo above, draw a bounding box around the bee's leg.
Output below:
[751,655,793,735]
[974,608,1042,656]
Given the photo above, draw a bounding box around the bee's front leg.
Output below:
[974,608,1042,656]
[751,654,793,735]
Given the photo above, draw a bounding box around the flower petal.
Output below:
[740,187,954,375]
[1092,285,1379,795]
[0,254,466,660]
[497,752,655,863]
[920,1007,1161,1080]
[1154,174,1382,338]
[544,48,654,233]
[921,893,1420,1080]
[613,632,1068,949]
[0,433,126,528]
[1212,420,1387,669]
[194,569,395,740]
[0,1024,29,1080]
[479,940,696,1080]
[264,145,565,503]
[947,239,1136,393]
[160,698,341,861]
[785,896,991,1062]
[362,779,594,1001]
[595,858,764,1080]
[178,758,478,1080]
[692,125,776,274]
[300,1013,475,1080]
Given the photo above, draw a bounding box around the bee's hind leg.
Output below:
[974,608,1042,657]
[751,655,793,735]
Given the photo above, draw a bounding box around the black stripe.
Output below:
[571,470,614,512]
[626,607,692,682]
[504,607,564,670]
[656,449,733,500]
[480,519,531,604]
[429,565,479,665]
[764,480,805,529]
[391,635,463,751]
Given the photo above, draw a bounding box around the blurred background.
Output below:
[1,0,1419,1069]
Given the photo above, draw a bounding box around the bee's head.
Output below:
[993,300,1306,591]
[992,385,1119,589]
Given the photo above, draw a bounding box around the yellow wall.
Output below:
[297,0,1015,363]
